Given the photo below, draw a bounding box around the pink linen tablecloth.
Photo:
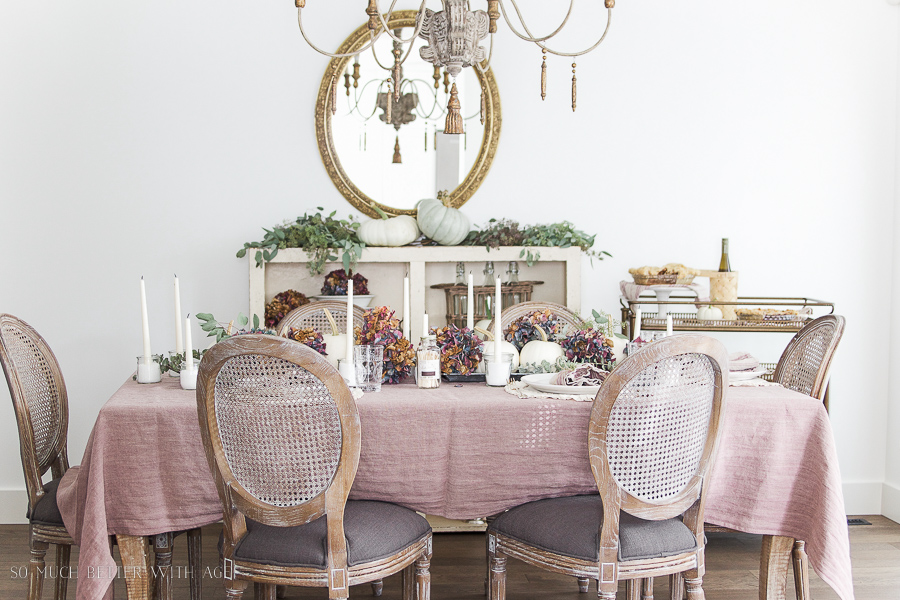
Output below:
[57,377,853,600]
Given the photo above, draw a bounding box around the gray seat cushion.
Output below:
[231,500,431,568]
[29,478,64,526]
[488,495,697,562]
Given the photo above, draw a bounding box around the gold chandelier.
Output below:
[296,0,615,132]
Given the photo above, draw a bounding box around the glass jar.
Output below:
[416,335,441,389]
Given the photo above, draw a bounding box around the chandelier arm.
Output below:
[535,9,611,57]
[297,9,384,58]
[498,0,576,44]
[374,0,430,44]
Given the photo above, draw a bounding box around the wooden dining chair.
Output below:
[196,334,432,600]
[766,314,845,600]
[276,300,367,337]
[0,314,202,600]
[487,300,582,336]
[487,334,729,600]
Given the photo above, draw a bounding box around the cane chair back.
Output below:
[489,301,581,338]
[197,335,362,589]
[0,314,69,511]
[276,301,367,337]
[772,315,845,402]
[590,334,727,521]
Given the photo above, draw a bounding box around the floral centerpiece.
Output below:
[264,289,310,328]
[504,309,562,351]
[434,324,483,375]
[354,306,415,384]
[561,329,615,370]
[285,327,327,356]
[321,269,369,296]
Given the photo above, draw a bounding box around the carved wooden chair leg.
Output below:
[792,540,810,600]
[186,528,202,600]
[684,578,705,600]
[55,543,71,600]
[415,552,431,600]
[642,577,654,600]
[275,585,287,599]
[28,537,49,600]
[371,579,384,596]
[577,577,590,592]
[253,582,277,600]
[626,579,641,600]
[488,553,507,600]
[151,532,174,600]
[225,579,246,599]
[669,573,684,600]
[401,563,416,600]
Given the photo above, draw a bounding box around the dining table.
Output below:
[56,375,854,600]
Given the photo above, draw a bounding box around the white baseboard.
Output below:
[842,481,883,515]
[882,482,900,523]
[0,490,29,525]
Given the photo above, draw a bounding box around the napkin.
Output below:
[729,351,759,372]
[551,364,610,386]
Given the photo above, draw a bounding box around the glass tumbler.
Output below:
[354,345,384,393]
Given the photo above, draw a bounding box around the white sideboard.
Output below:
[249,246,583,341]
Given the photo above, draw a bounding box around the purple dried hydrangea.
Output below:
[355,306,415,384]
[434,324,484,375]
[285,327,327,356]
[504,309,561,351]
[560,328,615,369]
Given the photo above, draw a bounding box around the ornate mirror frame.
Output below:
[315,10,502,218]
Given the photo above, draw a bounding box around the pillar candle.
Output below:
[140,277,152,361]
[402,275,410,339]
[493,277,502,361]
[346,279,354,367]
[174,274,183,353]
[466,272,474,331]
[634,309,642,341]
[184,315,194,375]
[666,314,674,336]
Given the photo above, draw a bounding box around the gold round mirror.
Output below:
[315,10,501,218]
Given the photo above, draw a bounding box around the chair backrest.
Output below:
[276,300,367,337]
[489,301,582,337]
[773,315,845,402]
[589,334,728,524]
[0,314,69,513]
[196,334,360,585]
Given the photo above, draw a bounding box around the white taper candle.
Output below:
[494,277,502,361]
[402,275,410,339]
[174,274,183,354]
[184,315,193,375]
[140,277,152,361]
[466,272,474,331]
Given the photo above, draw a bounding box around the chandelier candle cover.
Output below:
[173,275,183,354]
[467,272,474,331]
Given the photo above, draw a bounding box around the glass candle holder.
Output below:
[136,355,162,384]
[167,350,185,377]
[179,361,198,390]
[484,353,514,387]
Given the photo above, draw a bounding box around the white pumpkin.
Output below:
[357,211,420,247]
[697,306,724,321]
[416,197,470,246]
[474,319,492,340]
[519,326,564,367]
[321,334,346,368]
[609,335,627,365]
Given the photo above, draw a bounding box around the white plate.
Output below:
[728,368,769,381]
[521,373,600,396]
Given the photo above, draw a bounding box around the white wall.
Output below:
[1,1,898,522]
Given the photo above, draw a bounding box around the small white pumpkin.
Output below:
[416,196,471,246]
[357,206,420,247]
[473,319,493,340]
[697,305,724,321]
[519,326,565,367]
[474,327,520,372]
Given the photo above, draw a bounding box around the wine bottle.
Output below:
[718,238,732,272]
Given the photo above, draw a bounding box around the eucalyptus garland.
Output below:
[463,218,611,266]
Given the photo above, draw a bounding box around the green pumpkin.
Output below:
[416,197,471,246]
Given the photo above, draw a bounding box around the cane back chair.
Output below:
[0,314,203,600]
[487,301,582,337]
[196,334,432,600]
[487,334,729,600]
[276,301,367,337]
[765,314,845,600]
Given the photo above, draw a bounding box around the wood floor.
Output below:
[1,516,898,599]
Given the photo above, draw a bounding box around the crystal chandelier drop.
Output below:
[296,0,615,130]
